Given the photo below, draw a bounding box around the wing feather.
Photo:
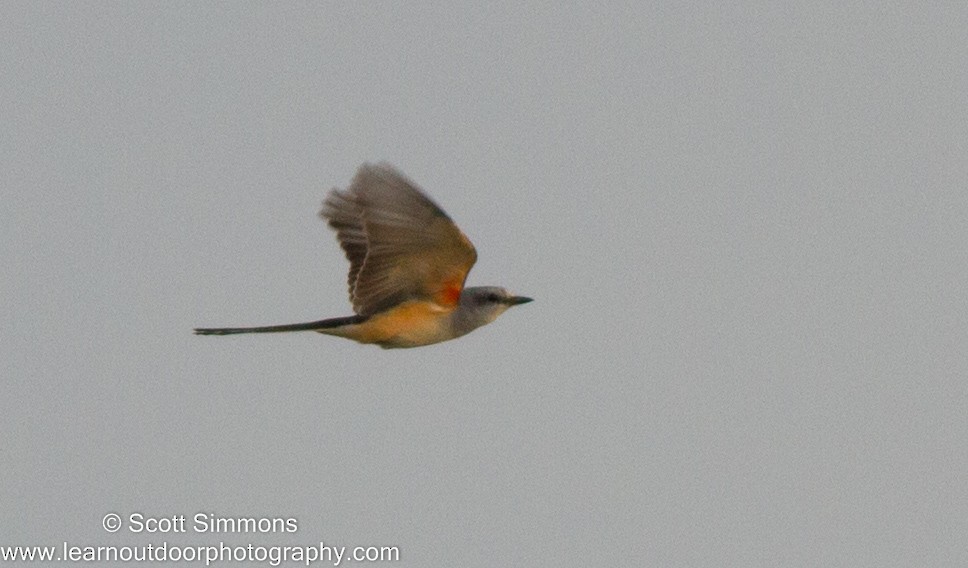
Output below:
[320,163,477,317]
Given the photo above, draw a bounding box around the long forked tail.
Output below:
[194,315,364,336]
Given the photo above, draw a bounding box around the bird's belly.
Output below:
[338,301,454,348]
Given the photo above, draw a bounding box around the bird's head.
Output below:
[457,286,533,328]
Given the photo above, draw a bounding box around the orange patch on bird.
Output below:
[438,279,463,307]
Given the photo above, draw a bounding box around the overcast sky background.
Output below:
[2,3,966,566]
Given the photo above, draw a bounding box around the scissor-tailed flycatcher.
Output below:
[194,163,532,348]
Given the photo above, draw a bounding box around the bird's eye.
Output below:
[487,293,500,302]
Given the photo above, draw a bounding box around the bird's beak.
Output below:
[507,295,533,306]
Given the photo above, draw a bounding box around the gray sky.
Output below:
[2,3,966,566]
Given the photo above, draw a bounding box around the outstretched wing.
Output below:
[320,163,477,317]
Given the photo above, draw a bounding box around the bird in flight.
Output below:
[194,163,532,348]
